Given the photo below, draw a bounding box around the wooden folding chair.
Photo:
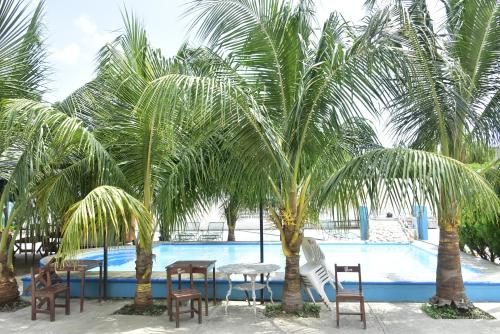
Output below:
[334,263,366,329]
[167,264,202,328]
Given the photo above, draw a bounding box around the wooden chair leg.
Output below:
[31,296,36,321]
[49,297,55,322]
[175,299,180,328]
[335,299,340,328]
[361,300,367,329]
[191,299,194,318]
[65,290,71,315]
[168,295,171,321]
[167,298,174,321]
[198,297,202,324]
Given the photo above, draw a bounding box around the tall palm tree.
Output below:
[130,0,498,313]
[367,0,500,307]
[148,0,411,312]
[51,14,223,308]
[0,0,46,304]
[0,11,219,308]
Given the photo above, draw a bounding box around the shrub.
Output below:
[460,161,500,263]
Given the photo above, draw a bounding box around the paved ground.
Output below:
[1,299,499,334]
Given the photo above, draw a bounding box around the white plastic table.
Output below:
[218,263,280,315]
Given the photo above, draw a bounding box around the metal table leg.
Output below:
[243,274,250,305]
[224,273,232,315]
[265,272,274,303]
[250,275,257,316]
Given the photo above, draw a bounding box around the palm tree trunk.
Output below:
[227,222,236,241]
[224,200,238,242]
[281,223,303,313]
[225,212,237,242]
[432,219,469,308]
[270,196,305,313]
[0,248,19,305]
[134,246,153,308]
[282,252,303,312]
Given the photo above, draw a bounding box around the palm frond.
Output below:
[57,186,152,261]
[319,148,500,222]
[0,0,47,100]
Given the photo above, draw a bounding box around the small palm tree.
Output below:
[367,0,500,307]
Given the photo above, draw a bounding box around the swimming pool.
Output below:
[30,241,500,302]
[78,242,481,283]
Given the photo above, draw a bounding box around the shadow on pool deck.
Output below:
[1,298,500,334]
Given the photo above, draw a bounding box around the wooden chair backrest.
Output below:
[166,264,194,295]
[334,264,362,293]
[30,267,53,292]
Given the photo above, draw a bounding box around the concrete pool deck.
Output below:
[1,299,500,334]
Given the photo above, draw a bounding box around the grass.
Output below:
[0,299,31,312]
[264,303,321,318]
[421,303,495,320]
[113,302,167,316]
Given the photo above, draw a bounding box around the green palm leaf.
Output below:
[0,0,46,100]
[320,148,500,222]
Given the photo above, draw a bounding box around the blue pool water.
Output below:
[79,242,482,283]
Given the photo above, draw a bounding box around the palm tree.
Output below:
[0,0,46,305]
[0,97,126,304]
[367,0,500,307]
[50,14,223,308]
[132,0,499,313]
[150,0,404,312]
[0,11,219,308]
[56,186,153,299]
[1,0,496,316]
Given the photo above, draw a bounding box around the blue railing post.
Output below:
[414,206,428,240]
[359,206,369,241]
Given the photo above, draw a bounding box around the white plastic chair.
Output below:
[300,237,342,310]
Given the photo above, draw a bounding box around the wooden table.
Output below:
[50,259,103,312]
[166,260,216,316]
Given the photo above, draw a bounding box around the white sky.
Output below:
[38,0,445,147]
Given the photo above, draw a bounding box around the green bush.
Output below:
[460,217,500,262]
[460,161,500,263]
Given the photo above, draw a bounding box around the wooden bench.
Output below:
[31,267,70,322]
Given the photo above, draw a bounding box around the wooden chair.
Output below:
[334,264,366,329]
[167,264,202,328]
[31,267,70,322]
